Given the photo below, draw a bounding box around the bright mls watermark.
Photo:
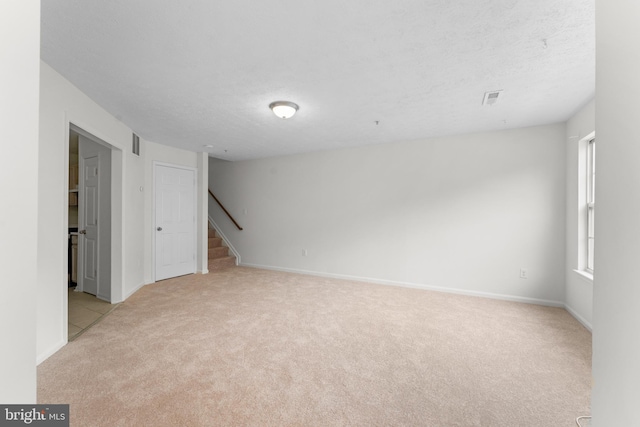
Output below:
[0,405,68,426]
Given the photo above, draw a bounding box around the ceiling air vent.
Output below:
[482,90,503,106]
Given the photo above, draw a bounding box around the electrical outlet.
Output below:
[302,249,308,256]
[520,268,528,279]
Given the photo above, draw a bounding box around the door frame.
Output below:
[152,161,198,282]
[64,120,123,306]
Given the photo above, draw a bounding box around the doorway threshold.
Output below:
[68,288,120,341]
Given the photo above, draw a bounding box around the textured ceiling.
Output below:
[41,0,594,161]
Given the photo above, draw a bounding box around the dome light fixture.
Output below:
[269,101,299,119]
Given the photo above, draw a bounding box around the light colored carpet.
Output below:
[38,267,591,426]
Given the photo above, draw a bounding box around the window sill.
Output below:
[573,269,593,284]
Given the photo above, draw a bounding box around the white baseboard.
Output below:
[239,263,565,308]
[123,281,146,301]
[37,339,66,365]
[564,304,593,331]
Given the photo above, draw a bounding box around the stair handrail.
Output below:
[208,189,243,231]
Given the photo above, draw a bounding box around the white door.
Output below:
[155,164,196,281]
[78,155,99,295]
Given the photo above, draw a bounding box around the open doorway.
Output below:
[67,126,116,340]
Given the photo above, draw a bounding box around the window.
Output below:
[585,138,595,272]
[575,133,595,279]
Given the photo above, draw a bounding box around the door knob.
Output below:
[157,227,162,231]
[79,230,87,234]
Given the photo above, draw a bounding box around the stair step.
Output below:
[208,237,223,248]
[208,246,229,259]
[208,256,236,271]
[206,227,236,271]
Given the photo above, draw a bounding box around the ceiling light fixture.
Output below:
[269,101,299,119]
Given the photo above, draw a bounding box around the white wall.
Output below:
[564,99,595,330]
[38,62,135,362]
[0,0,40,403]
[210,123,567,304]
[592,0,640,424]
[37,62,207,363]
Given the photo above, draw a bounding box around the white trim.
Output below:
[565,304,593,332]
[70,123,113,150]
[239,263,565,308]
[208,215,241,264]
[66,117,124,303]
[573,268,594,284]
[152,162,198,282]
[122,281,145,301]
[62,119,71,349]
[577,131,596,272]
[37,339,67,366]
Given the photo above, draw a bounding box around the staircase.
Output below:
[208,228,236,271]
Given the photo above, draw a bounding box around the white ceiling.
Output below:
[41,0,594,161]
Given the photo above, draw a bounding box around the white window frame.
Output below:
[574,132,595,281]
[585,137,595,273]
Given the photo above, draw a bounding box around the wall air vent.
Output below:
[482,90,503,106]
[132,133,140,156]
